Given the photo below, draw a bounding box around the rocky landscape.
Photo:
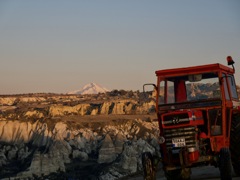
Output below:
[0,90,159,179]
[0,84,239,180]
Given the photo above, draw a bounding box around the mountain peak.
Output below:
[68,83,109,95]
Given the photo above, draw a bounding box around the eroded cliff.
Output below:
[0,91,159,179]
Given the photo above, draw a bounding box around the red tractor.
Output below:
[142,57,240,180]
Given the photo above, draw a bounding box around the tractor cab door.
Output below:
[222,73,239,138]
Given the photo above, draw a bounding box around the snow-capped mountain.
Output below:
[68,83,109,95]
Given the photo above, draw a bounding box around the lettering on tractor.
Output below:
[142,56,240,180]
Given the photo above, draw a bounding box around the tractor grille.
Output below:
[162,113,189,126]
[164,126,197,149]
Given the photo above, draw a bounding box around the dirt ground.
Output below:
[128,166,239,180]
[60,114,157,122]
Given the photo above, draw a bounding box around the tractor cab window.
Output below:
[222,73,230,100]
[158,73,220,105]
[227,75,238,100]
[186,77,220,101]
[166,81,175,103]
[159,80,175,104]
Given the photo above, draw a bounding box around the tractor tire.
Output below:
[164,168,190,180]
[142,152,156,180]
[230,114,240,176]
[219,148,232,180]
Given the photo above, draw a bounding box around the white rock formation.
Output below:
[0,117,160,179]
[98,134,117,164]
[114,133,126,154]
[0,97,17,105]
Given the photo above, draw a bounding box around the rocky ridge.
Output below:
[0,90,158,179]
[0,90,155,119]
[0,117,159,179]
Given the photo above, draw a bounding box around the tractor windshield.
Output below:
[158,72,220,105]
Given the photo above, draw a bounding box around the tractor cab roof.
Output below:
[155,63,234,78]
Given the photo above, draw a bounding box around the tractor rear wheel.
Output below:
[230,114,240,176]
[142,152,156,180]
[219,148,232,180]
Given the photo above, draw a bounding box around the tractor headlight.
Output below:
[158,136,165,144]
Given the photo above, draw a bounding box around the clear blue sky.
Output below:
[0,1,239,94]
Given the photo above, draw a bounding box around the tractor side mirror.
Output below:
[143,83,157,93]
[141,83,157,102]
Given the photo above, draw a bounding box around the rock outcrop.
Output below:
[98,134,117,164]
[0,91,159,179]
[0,90,156,121]
[0,117,159,179]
